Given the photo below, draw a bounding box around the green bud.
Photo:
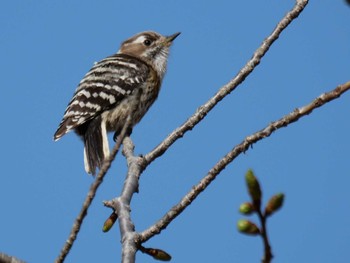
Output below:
[102,212,118,232]
[237,219,260,235]
[245,169,262,205]
[265,193,285,216]
[239,202,255,215]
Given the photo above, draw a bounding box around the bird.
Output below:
[54,31,180,175]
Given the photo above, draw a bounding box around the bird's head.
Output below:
[118,31,180,78]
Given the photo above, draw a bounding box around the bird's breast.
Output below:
[103,74,161,133]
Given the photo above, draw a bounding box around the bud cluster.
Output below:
[236,170,285,262]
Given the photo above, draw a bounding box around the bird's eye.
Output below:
[143,39,152,46]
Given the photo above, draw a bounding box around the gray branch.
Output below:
[103,137,143,263]
[139,81,350,242]
[143,0,309,165]
[0,253,25,263]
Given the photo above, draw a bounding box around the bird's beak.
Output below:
[165,32,181,45]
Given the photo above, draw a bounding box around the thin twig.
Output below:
[143,0,309,166]
[257,209,273,263]
[55,117,132,263]
[139,81,350,242]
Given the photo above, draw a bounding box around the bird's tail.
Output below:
[82,116,110,175]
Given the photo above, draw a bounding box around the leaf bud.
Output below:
[142,247,172,261]
[245,169,262,205]
[102,212,118,232]
[239,202,255,215]
[237,219,260,235]
[265,193,284,216]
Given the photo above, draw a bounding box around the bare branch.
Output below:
[103,137,144,263]
[143,0,309,165]
[0,253,26,263]
[139,81,350,242]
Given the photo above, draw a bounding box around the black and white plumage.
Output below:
[54,31,180,174]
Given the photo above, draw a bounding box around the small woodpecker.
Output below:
[54,31,180,175]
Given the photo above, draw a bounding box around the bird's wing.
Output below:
[53,54,150,141]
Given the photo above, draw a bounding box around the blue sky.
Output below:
[1,1,350,262]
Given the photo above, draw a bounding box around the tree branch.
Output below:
[139,81,350,242]
[103,137,143,263]
[0,253,26,263]
[143,0,309,165]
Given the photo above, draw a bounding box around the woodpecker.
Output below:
[54,31,180,175]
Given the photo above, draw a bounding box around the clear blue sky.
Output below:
[1,1,350,262]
